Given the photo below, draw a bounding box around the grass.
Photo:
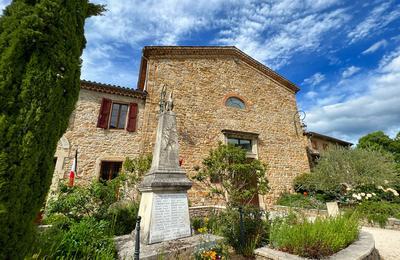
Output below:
[269,213,359,258]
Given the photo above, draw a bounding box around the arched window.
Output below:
[225,97,246,109]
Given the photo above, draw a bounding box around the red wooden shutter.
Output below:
[126,103,138,132]
[97,98,112,128]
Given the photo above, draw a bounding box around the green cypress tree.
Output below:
[0,1,104,258]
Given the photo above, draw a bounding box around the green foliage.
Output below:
[108,201,139,236]
[358,131,400,165]
[46,177,138,236]
[193,143,268,206]
[121,154,152,200]
[29,217,115,259]
[46,178,122,222]
[220,207,269,257]
[270,213,359,258]
[276,192,326,209]
[0,1,104,258]
[294,146,399,199]
[355,201,400,227]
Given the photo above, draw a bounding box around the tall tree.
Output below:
[358,131,400,165]
[0,1,104,258]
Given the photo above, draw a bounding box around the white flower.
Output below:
[372,193,376,196]
[352,194,357,198]
[346,187,352,191]
[366,194,372,198]
[387,188,399,196]
[377,186,384,190]
[384,180,389,184]
[356,196,362,200]
[360,193,366,196]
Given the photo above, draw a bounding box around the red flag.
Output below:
[69,150,77,187]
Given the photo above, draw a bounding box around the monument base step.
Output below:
[115,233,223,260]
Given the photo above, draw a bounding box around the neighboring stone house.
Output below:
[52,46,312,208]
[305,131,353,168]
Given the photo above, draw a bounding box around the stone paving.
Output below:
[362,226,400,260]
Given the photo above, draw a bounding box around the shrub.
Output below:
[220,207,269,257]
[193,143,268,207]
[108,201,139,235]
[294,146,399,199]
[29,218,115,259]
[355,201,400,227]
[270,213,359,258]
[277,192,326,209]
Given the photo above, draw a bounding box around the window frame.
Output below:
[225,96,246,109]
[109,102,129,130]
[99,161,123,181]
[227,137,253,152]
[222,130,259,159]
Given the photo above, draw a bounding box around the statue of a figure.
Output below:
[159,85,167,112]
[165,92,174,111]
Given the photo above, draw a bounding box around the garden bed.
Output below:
[255,231,378,260]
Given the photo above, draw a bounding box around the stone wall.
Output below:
[141,56,310,207]
[51,89,146,190]
[52,54,311,207]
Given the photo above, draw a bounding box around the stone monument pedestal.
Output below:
[138,95,192,245]
[138,190,191,244]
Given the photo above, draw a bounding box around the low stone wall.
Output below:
[270,205,328,219]
[189,205,226,218]
[271,205,400,231]
[115,233,223,260]
[361,217,400,231]
[255,231,378,260]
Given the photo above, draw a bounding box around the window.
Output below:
[109,103,128,129]
[100,161,122,181]
[228,137,252,152]
[311,140,318,150]
[97,98,138,132]
[225,97,245,109]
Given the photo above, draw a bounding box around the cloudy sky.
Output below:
[1,0,400,143]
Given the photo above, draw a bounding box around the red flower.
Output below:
[303,192,308,196]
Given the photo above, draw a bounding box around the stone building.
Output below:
[52,46,312,208]
[305,131,353,168]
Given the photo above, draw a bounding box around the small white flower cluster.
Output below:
[351,192,375,200]
[377,186,399,196]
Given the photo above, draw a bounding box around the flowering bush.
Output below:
[193,241,228,260]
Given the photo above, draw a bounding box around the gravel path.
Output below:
[362,227,400,260]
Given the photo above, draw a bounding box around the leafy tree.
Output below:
[294,146,399,198]
[121,154,152,201]
[358,130,400,165]
[193,143,268,207]
[0,1,104,258]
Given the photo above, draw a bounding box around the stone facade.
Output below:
[52,46,311,208]
[305,131,353,168]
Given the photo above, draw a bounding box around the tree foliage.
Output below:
[193,143,269,207]
[0,1,104,258]
[294,146,399,198]
[358,131,400,166]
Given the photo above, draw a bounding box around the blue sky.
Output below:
[1,0,400,143]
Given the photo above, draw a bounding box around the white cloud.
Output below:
[305,48,400,143]
[216,1,348,68]
[302,73,326,86]
[305,91,318,99]
[342,66,361,78]
[348,1,400,43]
[362,39,388,55]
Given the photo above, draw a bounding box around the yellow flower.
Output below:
[198,227,208,233]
